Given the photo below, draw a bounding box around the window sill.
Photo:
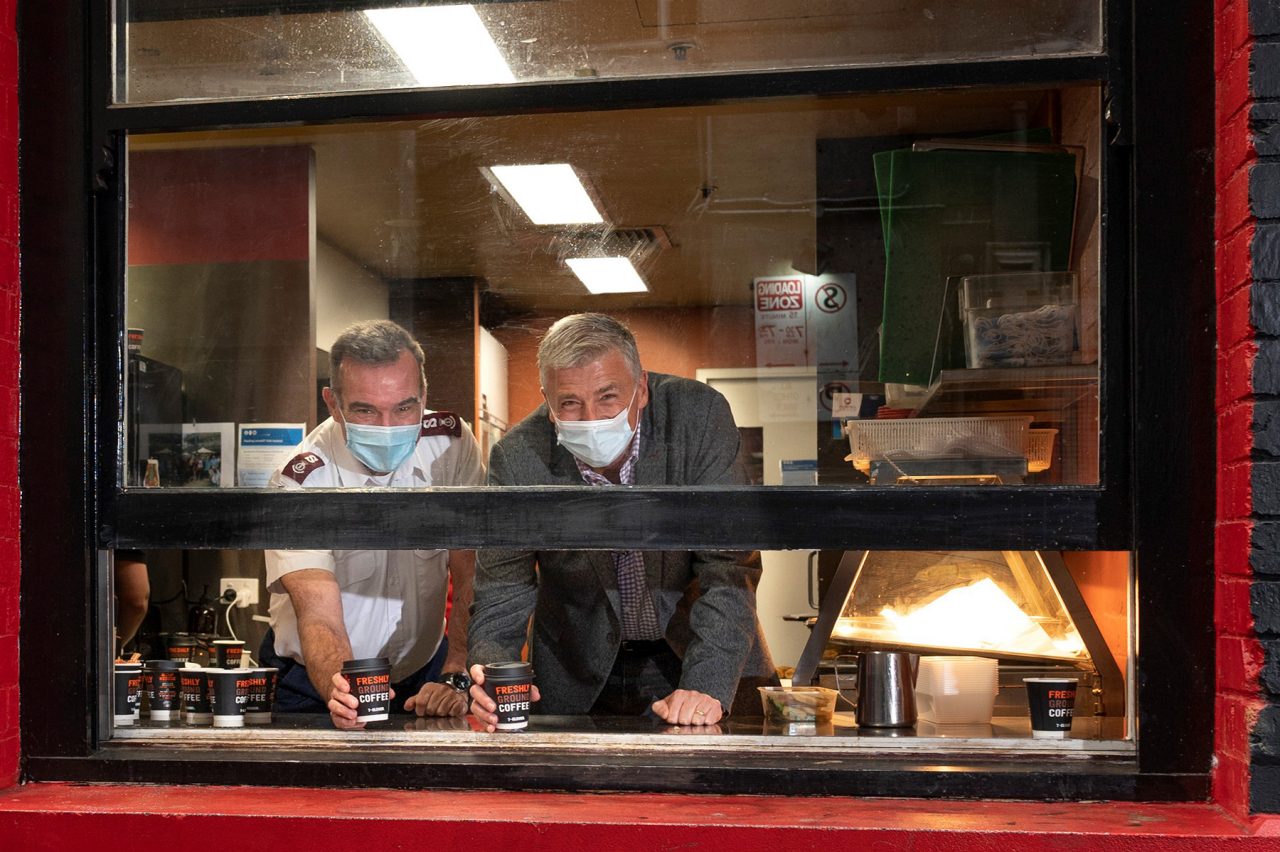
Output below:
[109,713,1132,759]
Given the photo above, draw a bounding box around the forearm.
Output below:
[444,550,475,672]
[468,548,538,666]
[296,616,354,701]
[277,568,351,701]
[678,552,761,708]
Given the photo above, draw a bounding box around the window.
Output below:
[19,0,1215,798]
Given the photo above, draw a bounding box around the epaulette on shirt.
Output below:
[281,451,326,484]
[420,411,462,438]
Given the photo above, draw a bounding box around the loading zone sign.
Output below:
[754,277,807,367]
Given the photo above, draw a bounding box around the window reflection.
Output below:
[124,87,1101,487]
[118,0,1102,104]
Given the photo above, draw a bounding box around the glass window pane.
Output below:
[124,86,1101,488]
[109,548,1130,746]
[115,1,1102,104]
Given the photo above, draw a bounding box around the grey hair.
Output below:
[329,319,427,399]
[537,313,642,388]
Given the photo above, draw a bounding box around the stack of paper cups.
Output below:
[915,655,999,724]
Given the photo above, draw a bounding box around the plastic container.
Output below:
[758,686,838,723]
[844,416,1034,474]
[1026,428,1058,473]
[960,272,1079,368]
[915,656,999,724]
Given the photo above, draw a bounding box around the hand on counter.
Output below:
[467,663,541,733]
[404,681,468,718]
[651,689,723,726]
[328,671,397,730]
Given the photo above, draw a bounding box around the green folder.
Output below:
[874,143,1078,385]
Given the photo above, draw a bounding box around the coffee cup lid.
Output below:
[342,657,391,671]
[1022,677,1079,684]
[483,661,533,679]
[145,659,181,670]
[213,639,244,645]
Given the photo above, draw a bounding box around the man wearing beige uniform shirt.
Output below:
[260,320,485,729]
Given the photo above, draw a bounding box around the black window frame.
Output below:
[18,0,1215,799]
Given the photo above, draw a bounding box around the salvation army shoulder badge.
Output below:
[420,411,462,438]
[281,451,325,484]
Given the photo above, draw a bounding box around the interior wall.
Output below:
[492,306,756,424]
[391,278,480,426]
[315,240,389,350]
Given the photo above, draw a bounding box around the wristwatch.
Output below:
[438,671,472,693]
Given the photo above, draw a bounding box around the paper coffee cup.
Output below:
[341,657,392,723]
[144,659,181,721]
[1023,677,1078,738]
[164,633,196,664]
[211,639,245,669]
[180,667,213,725]
[113,662,142,726]
[207,668,250,728]
[482,661,534,731]
[244,667,278,725]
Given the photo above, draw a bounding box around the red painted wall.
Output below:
[0,0,17,792]
[128,147,312,265]
[1214,0,1266,818]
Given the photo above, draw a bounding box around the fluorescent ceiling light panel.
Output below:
[566,257,649,294]
[487,163,605,225]
[364,5,515,87]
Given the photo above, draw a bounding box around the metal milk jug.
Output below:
[855,650,919,728]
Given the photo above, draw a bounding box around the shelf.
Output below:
[915,364,1099,419]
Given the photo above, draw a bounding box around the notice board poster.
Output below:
[753,274,858,420]
[237,423,306,487]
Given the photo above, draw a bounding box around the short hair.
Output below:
[329,319,427,399]
[537,313,642,389]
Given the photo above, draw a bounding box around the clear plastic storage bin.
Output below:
[961,272,1079,368]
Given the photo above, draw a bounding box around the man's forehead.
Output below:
[552,376,624,398]
[550,358,634,394]
[336,356,423,396]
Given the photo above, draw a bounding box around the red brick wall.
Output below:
[1215,0,1280,817]
[0,0,18,791]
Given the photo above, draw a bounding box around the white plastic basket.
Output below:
[844,416,1035,474]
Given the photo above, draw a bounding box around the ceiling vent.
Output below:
[552,225,672,269]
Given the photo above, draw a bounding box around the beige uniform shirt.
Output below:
[265,411,484,682]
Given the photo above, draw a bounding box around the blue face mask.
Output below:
[343,420,420,474]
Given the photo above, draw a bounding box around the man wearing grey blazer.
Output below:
[468,313,776,729]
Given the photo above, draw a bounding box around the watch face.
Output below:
[441,672,471,692]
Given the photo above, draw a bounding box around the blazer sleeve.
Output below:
[675,385,764,709]
[467,439,539,667]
